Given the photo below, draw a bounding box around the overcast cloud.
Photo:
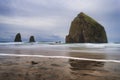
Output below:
[0,0,120,42]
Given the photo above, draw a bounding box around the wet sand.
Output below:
[0,55,120,80]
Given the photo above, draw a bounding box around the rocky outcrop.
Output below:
[14,33,22,42]
[29,36,35,42]
[66,12,108,43]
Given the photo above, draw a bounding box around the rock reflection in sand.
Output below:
[68,59,120,80]
[68,50,120,80]
[69,59,104,71]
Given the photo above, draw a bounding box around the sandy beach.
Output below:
[0,43,120,80]
[0,56,120,80]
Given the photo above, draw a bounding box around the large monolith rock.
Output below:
[66,12,108,43]
[14,33,22,42]
[29,36,35,42]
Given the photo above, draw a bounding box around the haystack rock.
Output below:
[29,36,35,42]
[66,12,108,43]
[14,33,22,42]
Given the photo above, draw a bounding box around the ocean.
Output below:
[0,42,120,61]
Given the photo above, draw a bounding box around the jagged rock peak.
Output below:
[78,12,85,16]
[66,12,108,43]
[29,36,35,42]
[14,33,22,42]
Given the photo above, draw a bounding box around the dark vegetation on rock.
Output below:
[14,33,22,42]
[66,12,108,43]
[29,36,35,42]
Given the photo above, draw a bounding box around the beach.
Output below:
[0,43,120,80]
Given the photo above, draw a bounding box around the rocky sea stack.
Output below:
[29,36,35,42]
[66,12,108,43]
[14,33,22,42]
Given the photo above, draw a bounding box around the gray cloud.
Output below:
[0,0,120,42]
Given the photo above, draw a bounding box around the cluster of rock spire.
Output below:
[14,12,108,43]
[14,33,35,42]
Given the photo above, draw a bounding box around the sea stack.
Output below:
[29,36,35,42]
[66,12,108,43]
[14,33,22,42]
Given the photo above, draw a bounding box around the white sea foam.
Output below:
[0,42,120,48]
[0,53,120,63]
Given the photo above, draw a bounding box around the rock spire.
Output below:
[66,12,108,43]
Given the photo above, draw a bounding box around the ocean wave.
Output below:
[0,42,120,52]
[0,53,120,63]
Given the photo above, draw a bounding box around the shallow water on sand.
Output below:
[0,42,120,60]
[0,42,120,80]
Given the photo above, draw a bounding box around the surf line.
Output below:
[0,53,120,63]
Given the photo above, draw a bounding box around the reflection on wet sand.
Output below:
[68,50,106,72]
[69,59,104,71]
[68,51,120,80]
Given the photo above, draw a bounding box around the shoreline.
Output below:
[0,53,120,63]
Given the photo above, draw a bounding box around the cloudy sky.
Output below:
[0,0,120,42]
